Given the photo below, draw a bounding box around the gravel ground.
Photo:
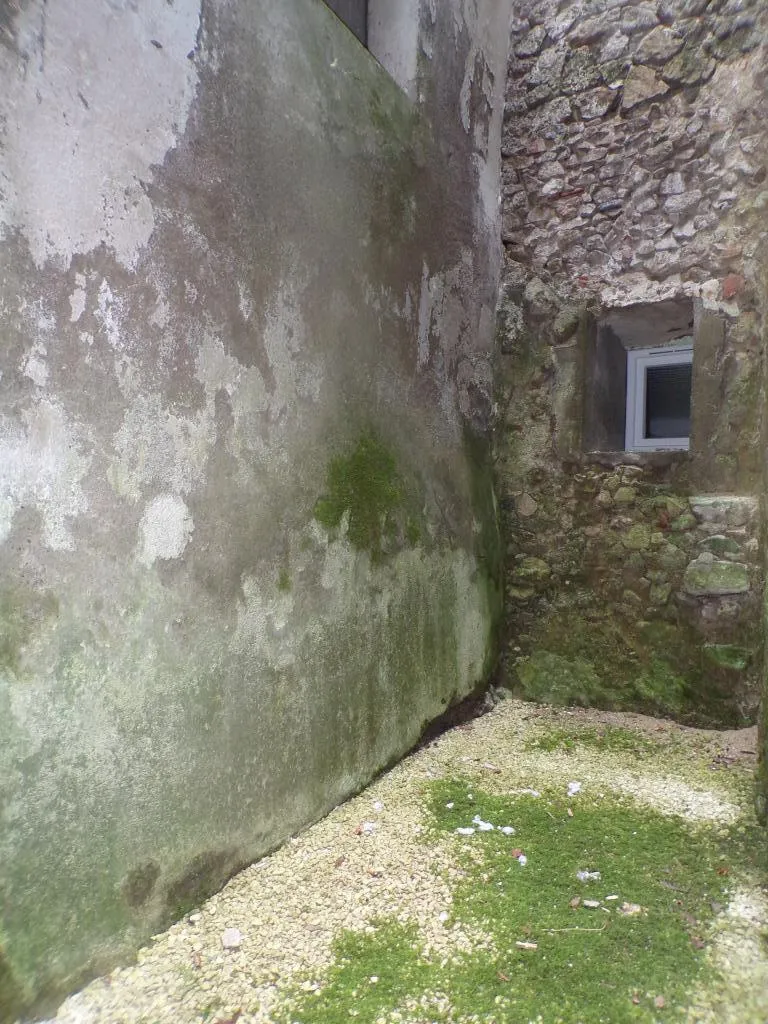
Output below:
[44,700,766,1024]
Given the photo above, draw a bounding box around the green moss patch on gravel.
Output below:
[524,724,662,756]
[283,780,762,1024]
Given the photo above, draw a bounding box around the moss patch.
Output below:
[524,724,660,756]
[704,644,751,671]
[509,599,754,726]
[281,781,761,1024]
[0,585,58,676]
[0,943,29,1024]
[314,431,404,561]
[517,650,612,708]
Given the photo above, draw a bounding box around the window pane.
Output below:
[645,363,692,439]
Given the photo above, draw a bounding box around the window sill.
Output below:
[581,450,692,469]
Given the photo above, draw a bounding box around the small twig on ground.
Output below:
[546,923,608,934]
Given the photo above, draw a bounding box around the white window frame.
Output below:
[625,342,693,452]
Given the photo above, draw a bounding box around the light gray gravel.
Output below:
[43,700,766,1024]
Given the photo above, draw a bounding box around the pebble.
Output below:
[220,928,243,950]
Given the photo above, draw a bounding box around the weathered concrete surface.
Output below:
[0,0,513,1018]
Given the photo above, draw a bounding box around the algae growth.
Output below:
[313,431,405,560]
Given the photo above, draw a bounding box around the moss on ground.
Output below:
[280,778,764,1024]
[524,723,661,756]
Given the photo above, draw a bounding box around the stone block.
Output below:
[660,172,685,195]
[658,544,689,571]
[635,26,684,65]
[620,4,659,35]
[670,513,697,533]
[621,64,669,110]
[623,524,651,550]
[570,16,612,47]
[595,490,614,509]
[650,582,673,605]
[600,32,629,62]
[703,644,750,671]
[574,87,615,120]
[562,49,603,96]
[513,556,552,583]
[700,535,742,558]
[553,308,582,344]
[682,558,750,597]
[689,496,758,528]
[514,26,547,58]
[663,191,703,219]
[516,493,539,518]
[613,486,636,505]
[662,46,716,87]
[529,44,567,89]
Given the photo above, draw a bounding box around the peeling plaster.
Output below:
[0,400,90,550]
[0,0,510,1012]
[69,276,87,323]
[21,342,49,387]
[96,280,128,351]
[0,0,201,268]
[193,275,323,471]
[138,493,194,565]
[417,262,435,370]
[109,393,216,501]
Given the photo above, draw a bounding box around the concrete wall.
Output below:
[495,0,768,725]
[0,1,513,1017]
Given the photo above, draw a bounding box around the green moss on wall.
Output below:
[314,431,404,561]
[0,586,58,676]
[508,593,754,725]
[757,711,767,824]
[0,943,28,1024]
[704,643,751,671]
[517,651,609,707]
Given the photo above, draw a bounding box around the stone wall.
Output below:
[496,0,768,725]
[0,0,513,1018]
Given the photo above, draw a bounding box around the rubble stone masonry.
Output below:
[495,0,768,732]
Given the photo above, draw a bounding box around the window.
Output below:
[324,0,368,46]
[322,0,419,99]
[582,298,696,455]
[625,342,693,452]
